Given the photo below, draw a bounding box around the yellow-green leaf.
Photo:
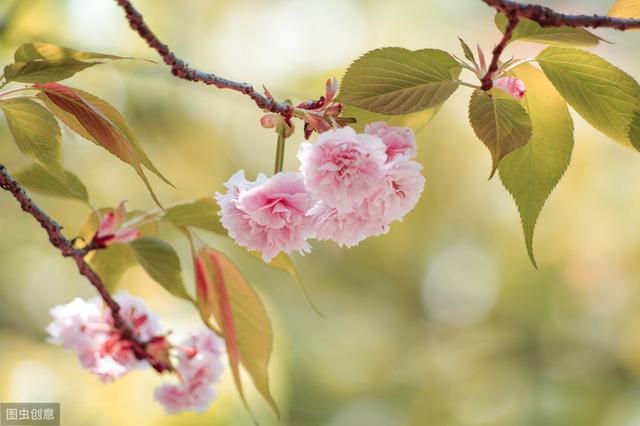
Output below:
[537,47,640,148]
[14,42,127,62]
[340,47,461,115]
[630,111,640,149]
[130,237,190,301]
[4,59,97,84]
[163,198,225,234]
[341,104,441,133]
[0,97,63,175]
[495,13,601,47]
[87,244,137,292]
[195,248,279,417]
[13,163,88,202]
[498,64,574,267]
[468,90,533,177]
[458,37,477,65]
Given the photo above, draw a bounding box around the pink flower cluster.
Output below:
[47,293,161,381]
[47,294,225,414]
[216,122,425,260]
[154,328,225,414]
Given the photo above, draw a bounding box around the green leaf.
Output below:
[0,97,63,175]
[163,198,225,234]
[340,47,461,115]
[3,59,97,84]
[195,248,279,417]
[537,47,640,148]
[609,0,640,26]
[468,90,533,177]
[498,64,574,267]
[88,244,137,292]
[458,37,476,64]
[35,82,167,206]
[630,111,640,150]
[495,13,601,47]
[250,251,324,317]
[77,208,158,291]
[130,237,190,301]
[14,42,127,62]
[341,104,442,133]
[13,163,88,202]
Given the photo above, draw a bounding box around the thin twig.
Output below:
[482,0,640,30]
[0,163,167,372]
[479,0,640,91]
[481,14,519,91]
[114,0,320,120]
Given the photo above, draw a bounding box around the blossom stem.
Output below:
[274,133,286,174]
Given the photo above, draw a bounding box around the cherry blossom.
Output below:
[154,328,225,414]
[218,123,424,252]
[366,157,426,223]
[47,293,163,382]
[215,171,314,262]
[364,121,417,161]
[308,201,388,248]
[298,127,387,211]
[48,295,226,414]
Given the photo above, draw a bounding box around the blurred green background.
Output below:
[1,0,640,425]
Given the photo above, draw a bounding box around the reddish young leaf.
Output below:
[195,247,279,417]
[33,82,164,206]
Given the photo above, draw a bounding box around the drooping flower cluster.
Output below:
[216,122,425,261]
[47,293,162,381]
[47,293,225,414]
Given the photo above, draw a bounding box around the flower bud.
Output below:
[493,76,526,100]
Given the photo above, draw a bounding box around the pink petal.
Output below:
[97,211,116,237]
[493,76,526,100]
[109,228,140,244]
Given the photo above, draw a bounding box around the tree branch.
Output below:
[0,163,167,373]
[114,0,320,119]
[482,0,640,30]
[479,0,640,91]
